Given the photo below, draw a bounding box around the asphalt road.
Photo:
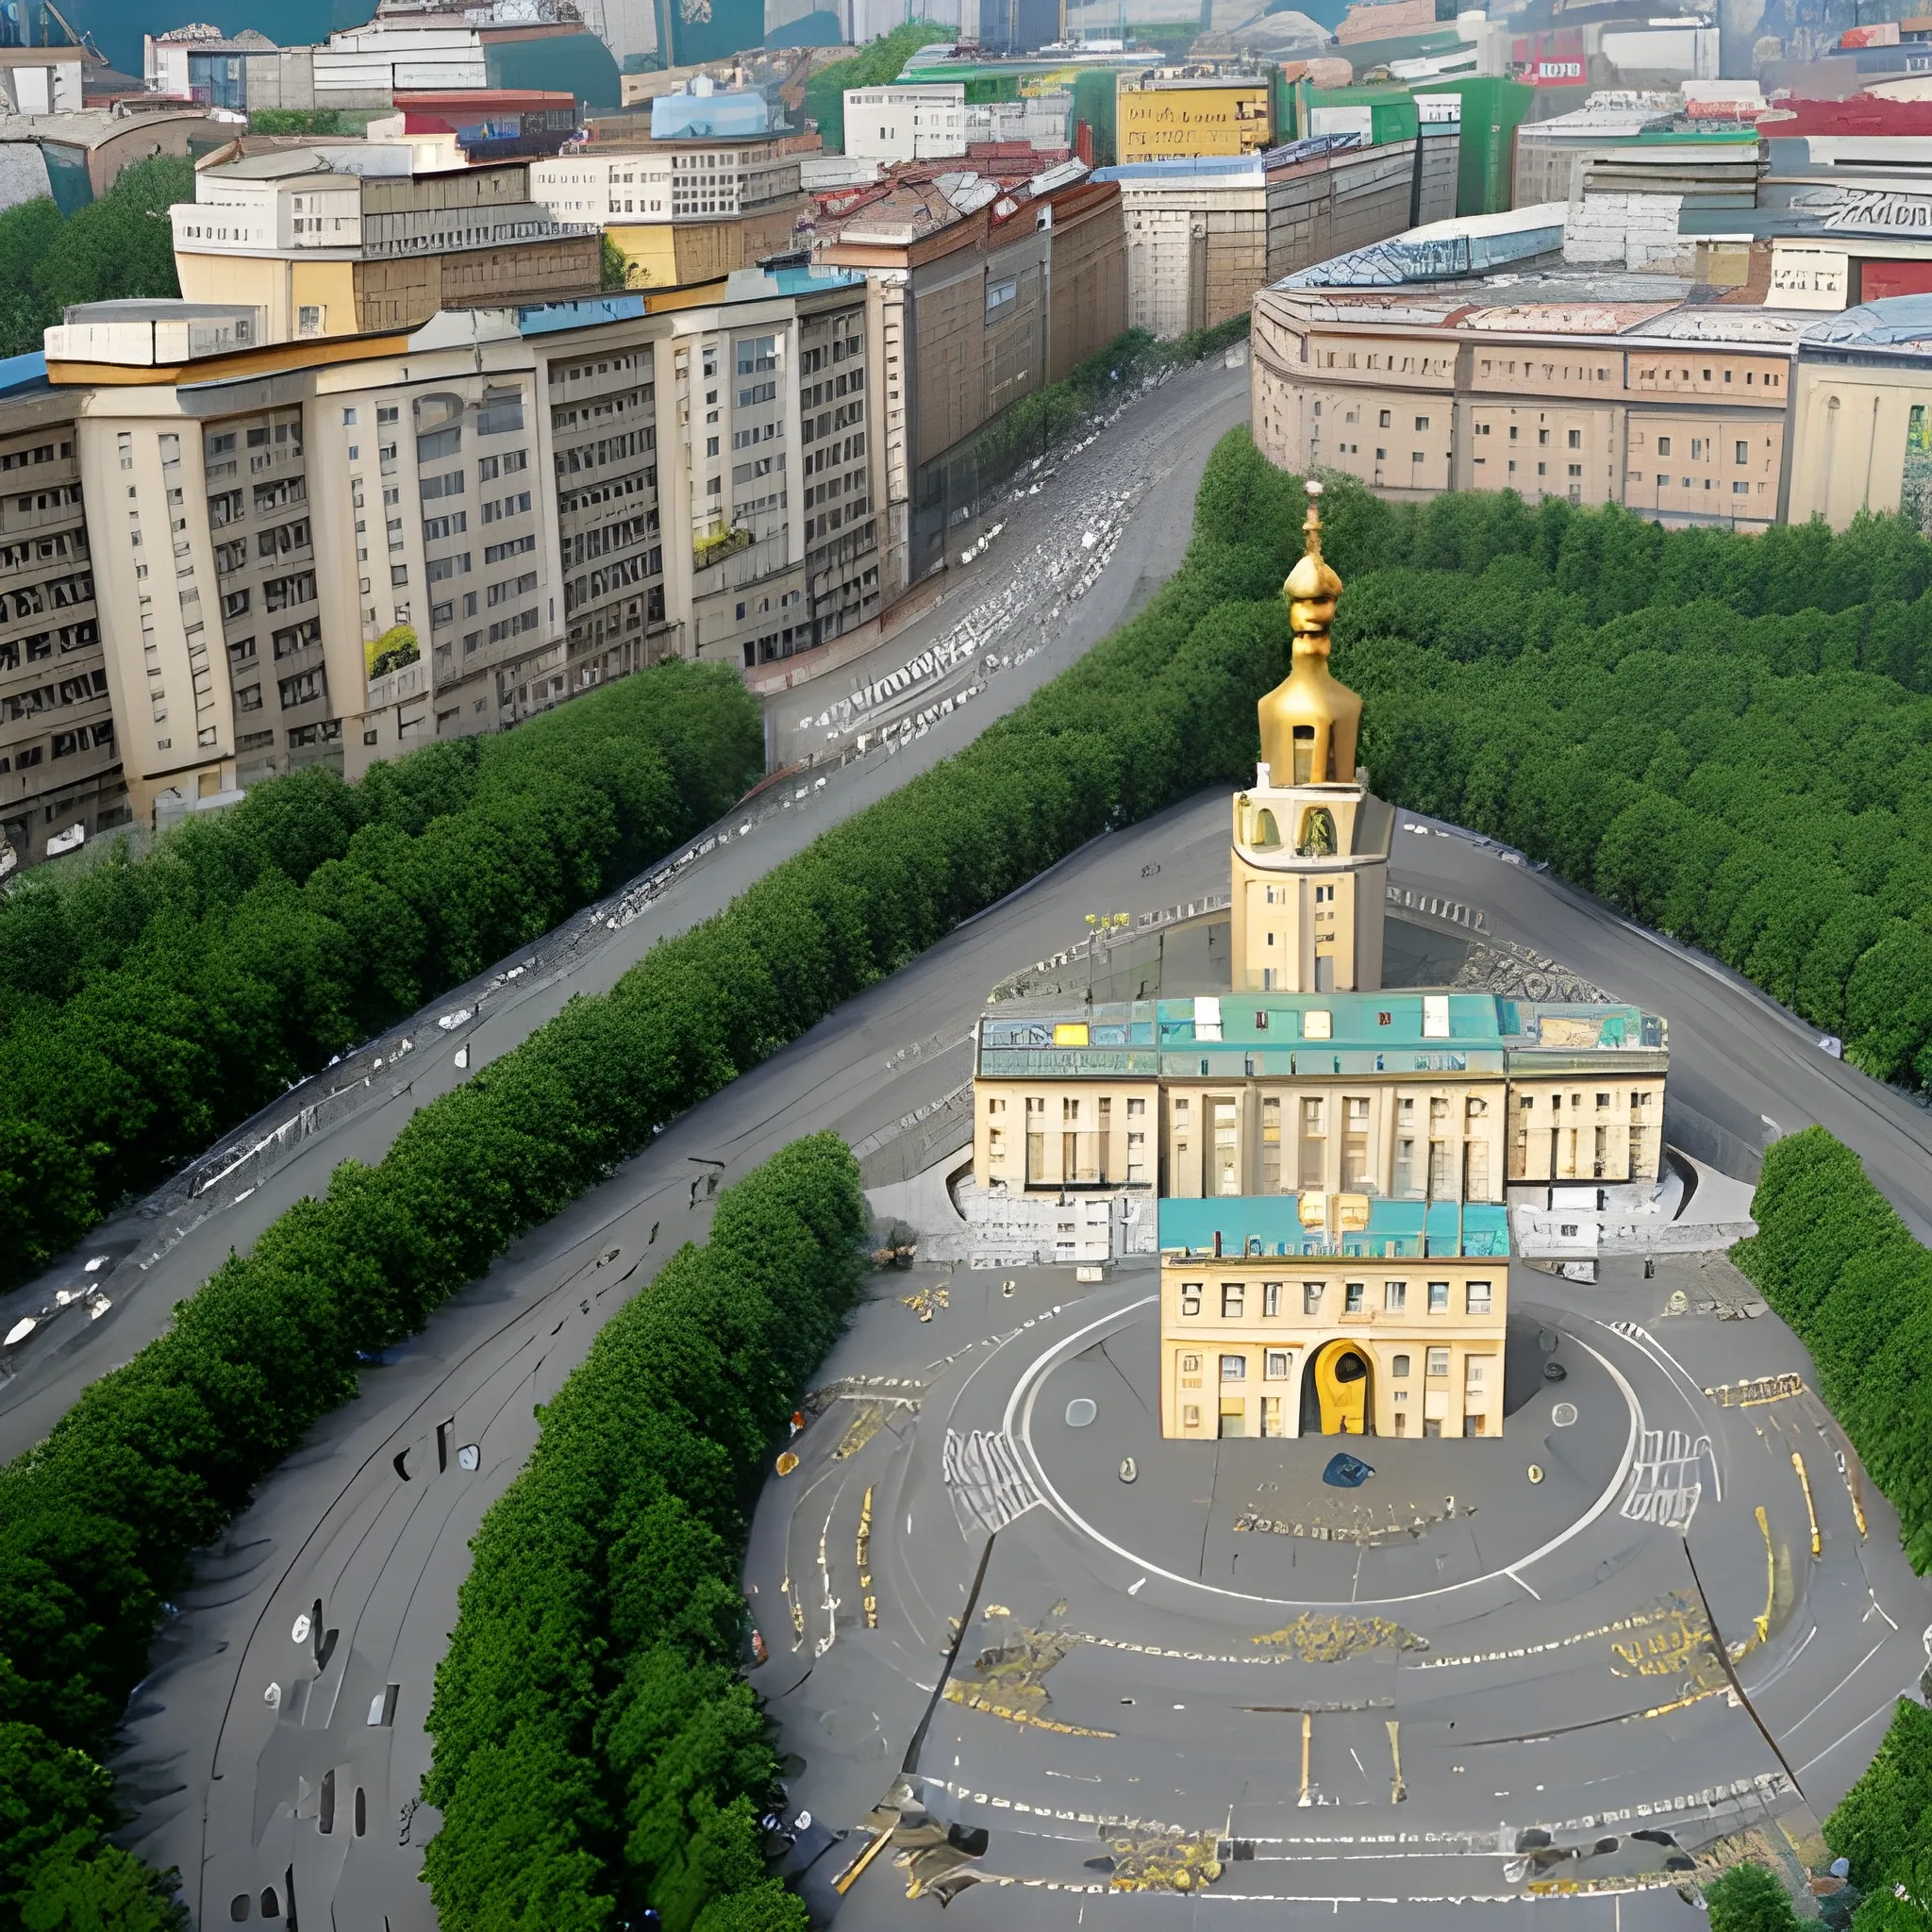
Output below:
[112,783,1932,1931]
[0,354,1254,1471]
[1389,815,1932,1244]
[756,1244,1929,1932]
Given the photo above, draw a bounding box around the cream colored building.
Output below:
[170,146,601,344]
[36,263,877,842]
[1158,1220,1509,1440]
[1251,279,1800,525]
[1230,487,1390,993]
[969,485,1669,1441]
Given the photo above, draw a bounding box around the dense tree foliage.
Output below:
[1295,482,1932,1097]
[0,658,763,1285]
[1735,1134,1932,1927]
[0,158,192,358]
[424,1132,865,1931]
[1706,1860,1806,1932]
[0,429,1300,1916]
[804,21,950,150]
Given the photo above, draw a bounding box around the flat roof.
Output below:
[1159,1195,1512,1259]
[982,992,1661,1053]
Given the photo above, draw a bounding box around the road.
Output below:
[0,353,1253,1470]
[1388,815,1932,1243]
[112,784,1932,1930]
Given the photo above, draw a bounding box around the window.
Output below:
[1263,1280,1281,1317]
[1344,1281,1364,1314]
[1467,1280,1492,1313]
[1567,429,1581,449]
[1378,408,1391,427]
[1221,1283,1244,1319]
[1264,1349,1291,1380]
[1302,1282,1323,1315]
[297,305,324,338]
[1426,1346,1450,1377]
[986,277,1017,317]
[1427,1281,1448,1312]
[1220,1354,1246,1382]
[1734,440,1749,464]
[1383,1280,1407,1312]
[1127,1097,1145,1116]
[1180,1283,1202,1317]
[1182,1406,1200,1428]
[1657,435,1671,457]
[1414,415,1429,431]
[1391,1353,1410,1378]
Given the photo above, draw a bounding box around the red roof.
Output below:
[391,88,575,131]
[1770,94,1932,135]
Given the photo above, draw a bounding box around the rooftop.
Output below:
[1159,1195,1512,1259]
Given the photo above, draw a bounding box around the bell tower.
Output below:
[1229,480,1393,993]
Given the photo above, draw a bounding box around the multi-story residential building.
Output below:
[1095,125,1459,341]
[531,98,808,290]
[171,145,601,343]
[0,373,119,874]
[31,263,874,851]
[820,167,1127,582]
[967,487,1669,1441]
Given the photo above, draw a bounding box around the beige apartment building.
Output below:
[170,145,601,344]
[531,131,807,290]
[0,384,120,873]
[1250,281,1798,526]
[820,174,1127,584]
[18,259,877,856]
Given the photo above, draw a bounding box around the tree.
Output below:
[599,234,635,291]
[1706,1860,1805,1932]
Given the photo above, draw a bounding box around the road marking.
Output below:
[1785,1638,1886,1737]
[1796,1697,1908,1776]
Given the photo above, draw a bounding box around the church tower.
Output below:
[1229,480,1394,993]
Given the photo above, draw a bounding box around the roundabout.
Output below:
[744,1245,1926,1928]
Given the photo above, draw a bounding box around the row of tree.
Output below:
[1320,478,1932,644]
[0,158,192,361]
[0,427,1300,1921]
[1732,1131,1932,1928]
[1300,481,1932,1096]
[0,658,764,1285]
[423,1132,867,1932]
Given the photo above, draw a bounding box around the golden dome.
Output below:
[1258,481,1362,788]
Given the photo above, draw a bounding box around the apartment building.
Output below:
[1251,275,1799,525]
[1095,129,1459,341]
[841,84,1073,165]
[532,121,807,289]
[820,170,1126,582]
[0,379,118,874]
[171,145,601,343]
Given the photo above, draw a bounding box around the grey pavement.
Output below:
[110,779,1932,1931]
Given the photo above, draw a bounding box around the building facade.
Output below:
[171,146,602,343]
[967,484,1669,1441]
[8,259,877,864]
[1098,130,1458,341]
[1250,277,1798,524]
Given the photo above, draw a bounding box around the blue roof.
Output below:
[1159,1195,1511,1260]
[650,89,772,139]
[0,351,48,398]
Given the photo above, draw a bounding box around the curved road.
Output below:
[113,784,1932,1930]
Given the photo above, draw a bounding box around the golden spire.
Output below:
[1258,480,1363,789]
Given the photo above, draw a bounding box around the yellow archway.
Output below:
[1311,1339,1372,1435]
